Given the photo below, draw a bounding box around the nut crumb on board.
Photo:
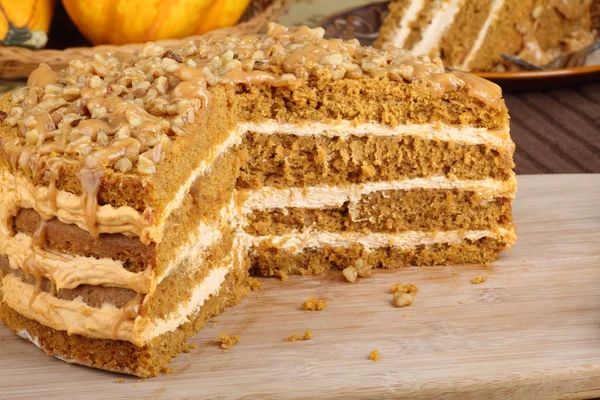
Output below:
[284,331,312,342]
[390,282,418,308]
[369,349,380,362]
[116,378,124,384]
[342,266,358,283]
[248,277,263,291]
[389,282,418,295]
[302,296,328,311]
[216,333,240,349]
[471,276,487,284]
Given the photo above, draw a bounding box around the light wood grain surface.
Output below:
[1,174,599,400]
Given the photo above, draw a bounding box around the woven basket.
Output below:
[0,0,291,80]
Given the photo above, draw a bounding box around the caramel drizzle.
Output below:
[32,218,48,249]
[111,294,144,339]
[21,255,47,306]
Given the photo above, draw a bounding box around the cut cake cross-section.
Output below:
[0,23,516,377]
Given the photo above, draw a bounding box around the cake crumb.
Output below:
[284,331,312,342]
[302,296,328,311]
[369,349,380,362]
[458,301,464,304]
[452,272,458,276]
[248,277,263,291]
[211,324,217,328]
[216,333,240,349]
[471,276,487,284]
[402,313,407,317]
[389,282,418,295]
[116,378,124,384]
[208,318,219,323]
[277,271,289,281]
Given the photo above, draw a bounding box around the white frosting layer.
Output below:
[411,0,463,55]
[239,120,507,147]
[159,129,243,230]
[243,175,517,213]
[460,0,505,70]
[389,0,426,47]
[247,228,515,252]
[142,262,231,340]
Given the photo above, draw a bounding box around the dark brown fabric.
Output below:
[505,83,600,174]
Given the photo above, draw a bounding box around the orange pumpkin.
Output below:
[0,0,54,49]
[61,0,252,46]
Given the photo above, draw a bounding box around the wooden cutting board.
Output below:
[1,174,599,400]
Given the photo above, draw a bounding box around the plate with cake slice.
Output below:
[321,0,600,91]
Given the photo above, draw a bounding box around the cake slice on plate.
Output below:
[375,0,595,71]
[0,23,516,377]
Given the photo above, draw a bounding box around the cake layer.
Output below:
[250,236,510,277]
[238,132,513,189]
[244,189,513,236]
[0,267,247,378]
[15,209,154,273]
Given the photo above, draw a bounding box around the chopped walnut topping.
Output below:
[342,266,358,283]
[471,276,487,284]
[393,292,414,308]
[301,296,328,311]
[369,349,380,362]
[284,331,312,342]
[216,333,240,349]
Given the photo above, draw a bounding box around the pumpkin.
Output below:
[0,0,55,49]
[61,0,252,46]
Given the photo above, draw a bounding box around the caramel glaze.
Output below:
[3,23,503,238]
[111,294,144,339]
[22,255,46,306]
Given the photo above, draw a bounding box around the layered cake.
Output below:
[375,0,595,71]
[0,23,516,377]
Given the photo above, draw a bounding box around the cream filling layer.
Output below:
[2,262,231,346]
[1,232,152,293]
[388,0,426,47]
[411,0,463,56]
[0,121,508,241]
[246,227,516,252]
[0,202,228,294]
[460,0,505,70]
[243,175,517,213]
[238,120,508,147]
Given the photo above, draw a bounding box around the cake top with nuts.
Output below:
[1,23,501,180]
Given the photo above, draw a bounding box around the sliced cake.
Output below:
[375,0,595,71]
[0,23,516,377]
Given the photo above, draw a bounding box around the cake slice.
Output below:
[375,0,595,71]
[0,23,516,377]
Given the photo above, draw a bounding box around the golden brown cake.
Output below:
[375,0,595,71]
[0,23,516,377]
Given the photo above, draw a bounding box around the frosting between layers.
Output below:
[460,0,506,70]
[389,0,426,47]
[142,261,231,340]
[2,232,152,293]
[242,175,517,213]
[411,0,463,55]
[239,120,508,147]
[246,227,516,252]
[2,262,231,346]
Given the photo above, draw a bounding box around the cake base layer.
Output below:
[0,268,248,378]
[250,237,508,278]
